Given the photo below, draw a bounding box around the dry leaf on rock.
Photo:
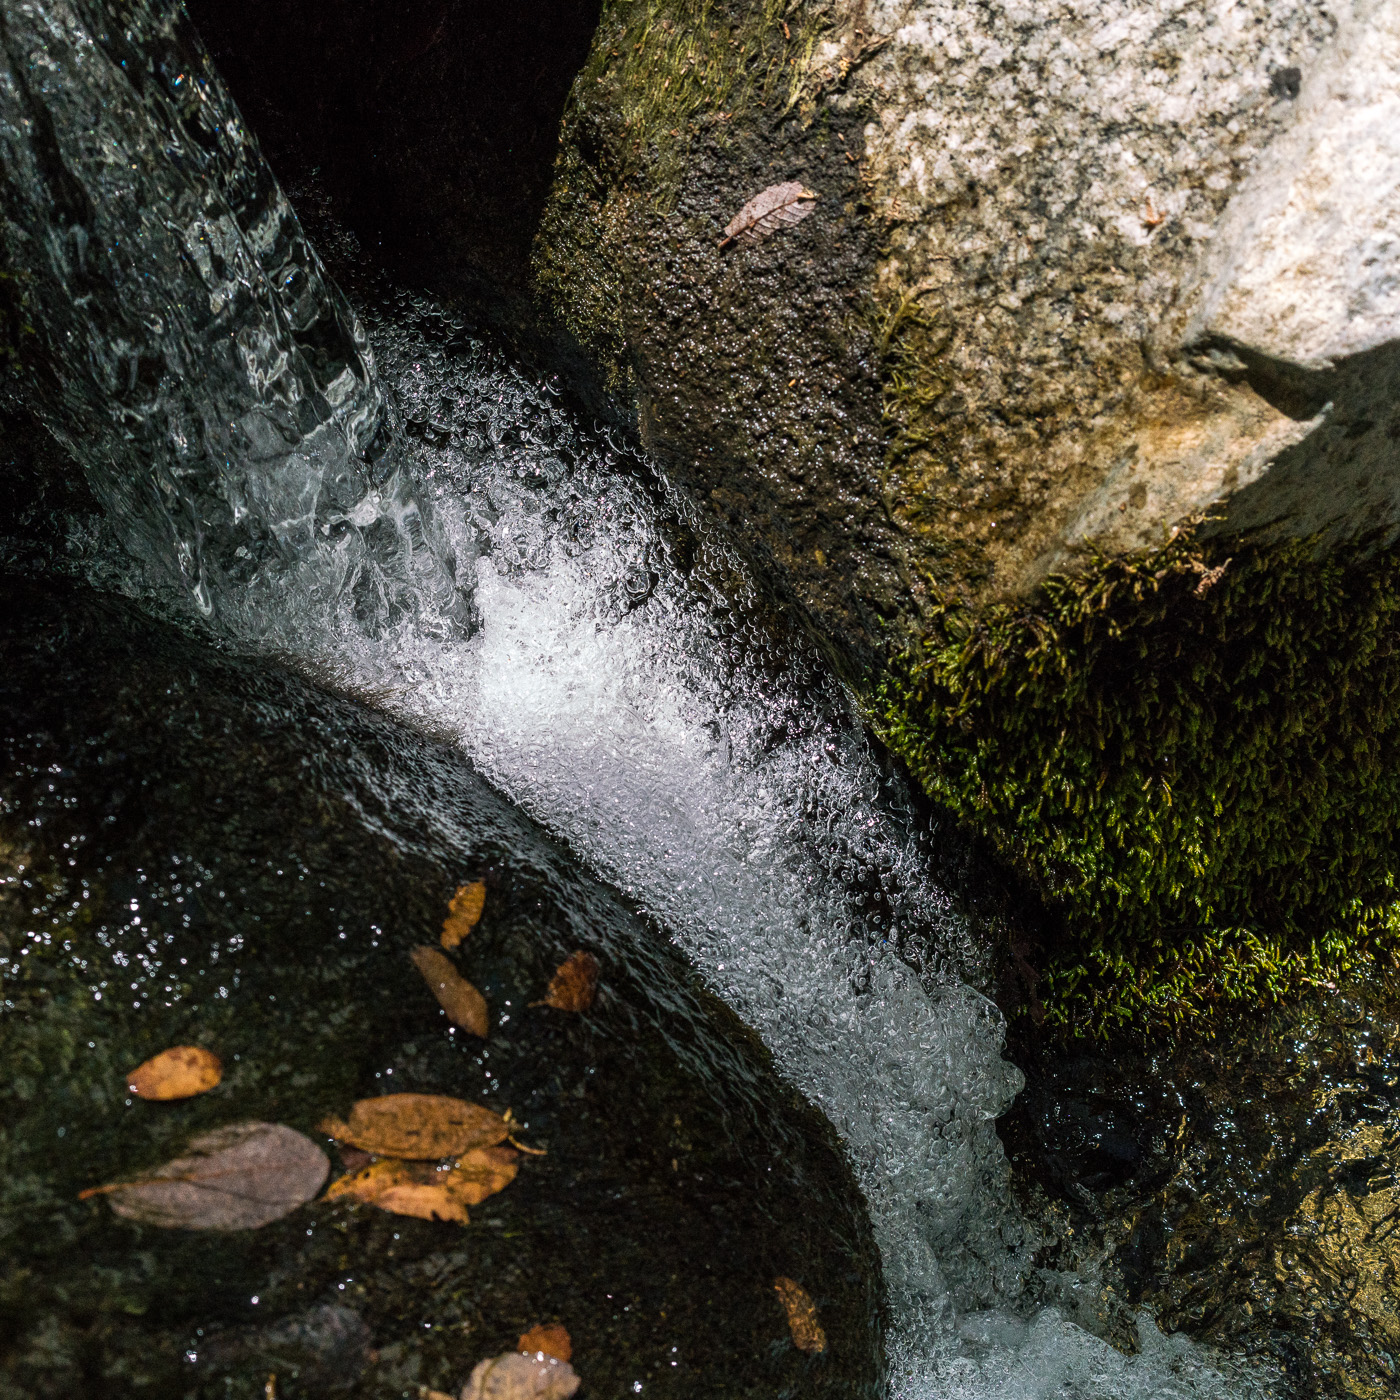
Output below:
[517,1323,571,1363]
[718,181,818,249]
[127,1045,222,1100]
[536,951,598,1013]
[326,1145,518,1223]
[462,1351,580,1400]
[79,1122,329,1230]
[441,881,486,950]
[318,1094,508,1159]
[774,1276,827,1353]
[411,946,490,1036]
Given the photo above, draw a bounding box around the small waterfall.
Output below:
[1,4,1272,1395]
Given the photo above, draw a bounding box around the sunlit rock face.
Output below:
[845,0,1400,599]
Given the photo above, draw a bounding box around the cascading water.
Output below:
[1,2,1275,1395]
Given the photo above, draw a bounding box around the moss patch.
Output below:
[532,0,815,385]
[874,529,1400,1037]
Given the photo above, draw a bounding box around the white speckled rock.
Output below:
[811,0,1400,597]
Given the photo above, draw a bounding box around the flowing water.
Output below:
[0,2,1280,1395]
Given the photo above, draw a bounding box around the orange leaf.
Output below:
[317,1094,508,1160]
[539,951,598,1013]
[410,946,489,1036]
[441,881,486,950]
[774,1276,827,1353]
[517,1322,572,1363]
[325,1145,518,1222]
[127,1045,222,1100]
[444,1144,519,1204]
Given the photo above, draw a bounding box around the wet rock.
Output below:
[0,580,884,1400]
[1003,981,1400,1396]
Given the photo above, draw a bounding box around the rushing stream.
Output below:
[0,2,1281,1395]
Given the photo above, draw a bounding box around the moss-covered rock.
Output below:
[529,0,1400,1033]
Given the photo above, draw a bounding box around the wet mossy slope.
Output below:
[533,0,1400,1036]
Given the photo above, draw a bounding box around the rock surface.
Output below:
[845,0,1400,600]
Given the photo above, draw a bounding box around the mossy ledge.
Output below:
[875,530,1400,1038]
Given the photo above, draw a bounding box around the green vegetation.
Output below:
[532,0,814,383]
[875,531,1400,1038]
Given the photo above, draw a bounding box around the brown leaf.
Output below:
[538,951,598,1013]
[325,1143,519,1224]
[463,1351,580,1400]
[79,1122,329,1230]
[410,946,489,1036]
[441,881,486,949]
[718,181,818,249]
[774,1276,827,1353]
[317,1094,508,1159]
[127,1045,222,1101]
[517,1323,572,1363]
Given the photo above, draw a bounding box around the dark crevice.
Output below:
[186,0,602,318]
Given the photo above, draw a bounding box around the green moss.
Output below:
[874,530,1400,1037]
[532,0,815,382]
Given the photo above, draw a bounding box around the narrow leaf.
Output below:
[774,1276,827,1353]
[411,945,489,1036]
[80,1122,328,1230]
[442,881,486,949]
[127,1045,222,1100]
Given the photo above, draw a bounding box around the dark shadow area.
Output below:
[187,0,602,318]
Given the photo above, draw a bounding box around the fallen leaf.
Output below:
[441,881,486,950]
[411,946,490,1036]
[774,1276,827,1353]
[718,181,818,249]
[517,1323,571,1363]
[537,951,598,1013]
[420,1391,455,1400]
[317,1094,508,1159]
[127,1045,222,1100]
[463,1351,581,1400]
[79,1122,329,1229]
[326,1146,518,1222]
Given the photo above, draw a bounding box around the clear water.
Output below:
[1,2,1275,1394]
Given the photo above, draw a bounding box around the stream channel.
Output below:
[0,2,1364,1397]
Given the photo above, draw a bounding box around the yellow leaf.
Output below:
[316,1094,508,1160]
[410,946,489,1036]
[774,1276,827,1353]
[517,1322,572,1363]
[325,1145,518,1222]
[441,881,486,950]
[127,1045,222,1101]
[537,951,598,1013]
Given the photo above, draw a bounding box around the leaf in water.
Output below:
[317,1094,508,1159]
[774,1276,827,1353]
[127,1045,223,1100]
[79,1122,329,1230]
[517,1323,572,1363]
[325,1145,518,1222]
[411,946,490,1036]
[463,1351,581,1400]
[441,881,486,950]
[537,951,598,1013]
[718,181,818,249]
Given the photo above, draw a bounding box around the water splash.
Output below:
[1,4,1275,1394]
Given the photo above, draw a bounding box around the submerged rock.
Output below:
[0,580,884,1399]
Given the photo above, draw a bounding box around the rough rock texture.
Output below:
[848,0,1400,599]
[529,0,1400,1031]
